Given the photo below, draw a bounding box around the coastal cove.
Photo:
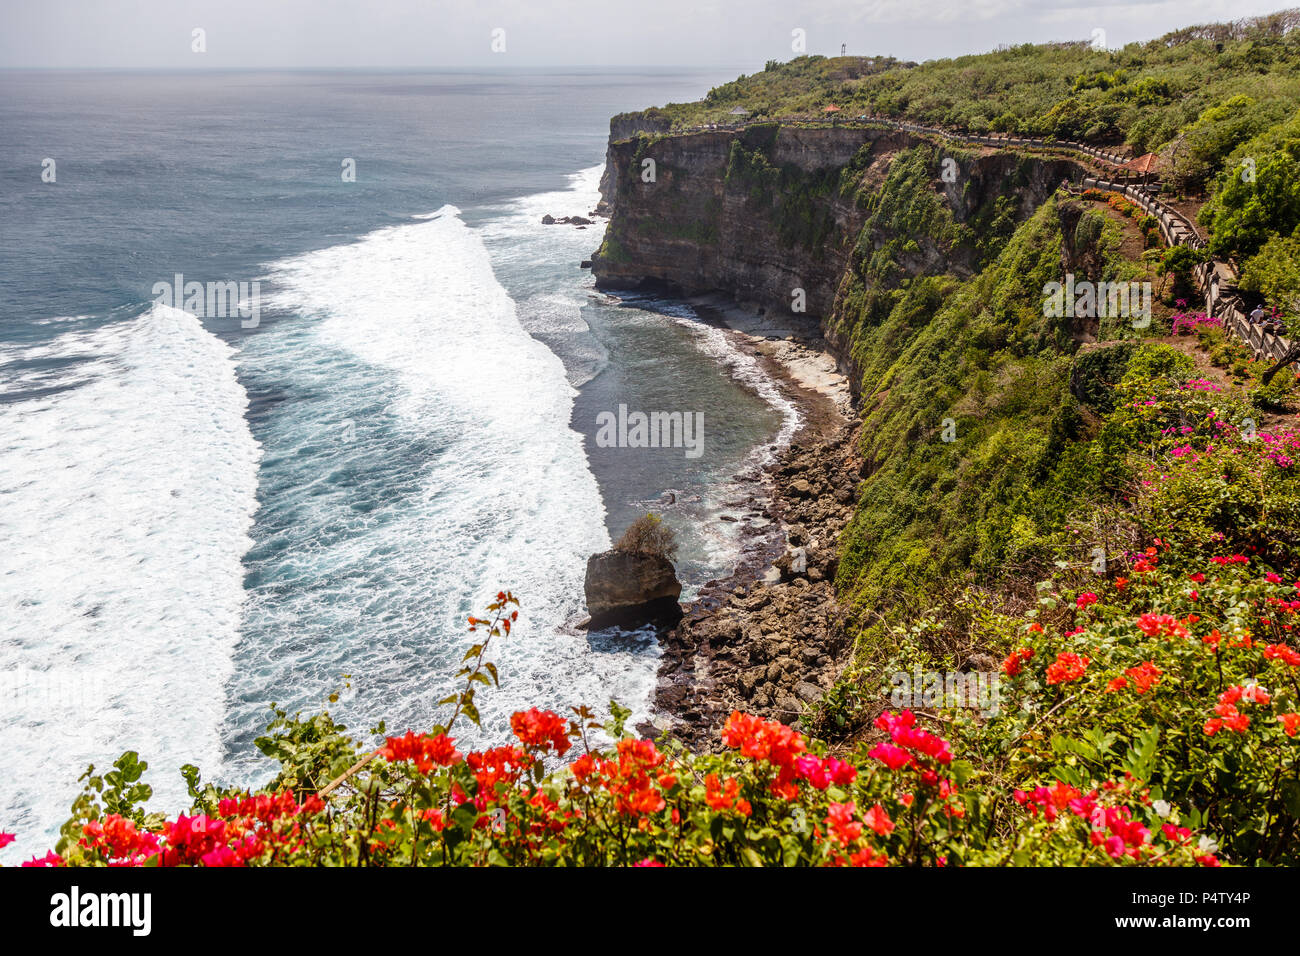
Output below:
[8,9,1300,872]
[0,68,784,861]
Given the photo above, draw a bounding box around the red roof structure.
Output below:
[1124,153,1159,174]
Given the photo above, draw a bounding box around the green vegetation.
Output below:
[12,12,1300,871]
[616,513,679,560]
[618,12,1300,187]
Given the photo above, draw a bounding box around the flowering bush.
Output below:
[1170,310,1221,336]
[7,570,1287,867]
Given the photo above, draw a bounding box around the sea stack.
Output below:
[583,549,683,629]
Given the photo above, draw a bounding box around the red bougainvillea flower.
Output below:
[825,802,863,847]
[1124,661,1163,694]
[1046,652,1090,685]
[80,813,161,864]
[721,711,810,799]
[215,790,310,826]
[1083,805,1150,859]
[568,751,599,784]
[633,858,664,867]
[1002,647,1034,676]
[704,773,747,814]
[1114,577,1128,591]
[1236,684,1271,705]
[22,850,64,867]
[875,710,953,766]
[467,745,529,806]
[863,803,895,836]
[793,755,857,790]
[1027,622,1044,633]
[157,814,239,867]
[510,708,572,756]
[597,738,668,815]
[1076,592,1098,608]
[721,711,806,766]
[1013,781,1090,823]
[1278,713,1300,738]
[1264,643,1300,667]
[849,846,888,866]
[1135,613,1187,639]
[0,832,13,850]
[380,731,463,774]
[1204,685,1270,735]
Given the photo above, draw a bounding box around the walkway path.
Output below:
[679,115,1294,368]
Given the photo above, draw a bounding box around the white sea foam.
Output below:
[474,166,610,387]
[0,305,261,862]
[480,165,801,582]
[227,202,640,770]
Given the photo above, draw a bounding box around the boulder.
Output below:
[795,681,825,704]
[789,478,814,498]
[584,549,682,629]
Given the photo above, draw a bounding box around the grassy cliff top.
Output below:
[617,11,1300,161]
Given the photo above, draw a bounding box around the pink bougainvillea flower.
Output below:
[868,742,913,771]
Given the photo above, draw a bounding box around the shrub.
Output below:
[616,513,678,560]
[11,562,1297,867]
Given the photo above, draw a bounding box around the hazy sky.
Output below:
[1,0,1294,69]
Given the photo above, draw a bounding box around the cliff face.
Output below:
[594,117,1155,740]
[592,123,1082,390]
[591,117,1122,618]
[594,125,896,317]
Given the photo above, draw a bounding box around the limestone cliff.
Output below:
[591,120,1081,393]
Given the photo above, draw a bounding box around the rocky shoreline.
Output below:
[638,313,864,751]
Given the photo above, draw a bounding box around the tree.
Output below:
[1239,235,1300,383]
[1204,148,1300,261]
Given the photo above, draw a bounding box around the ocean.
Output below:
[0,68,795,861]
